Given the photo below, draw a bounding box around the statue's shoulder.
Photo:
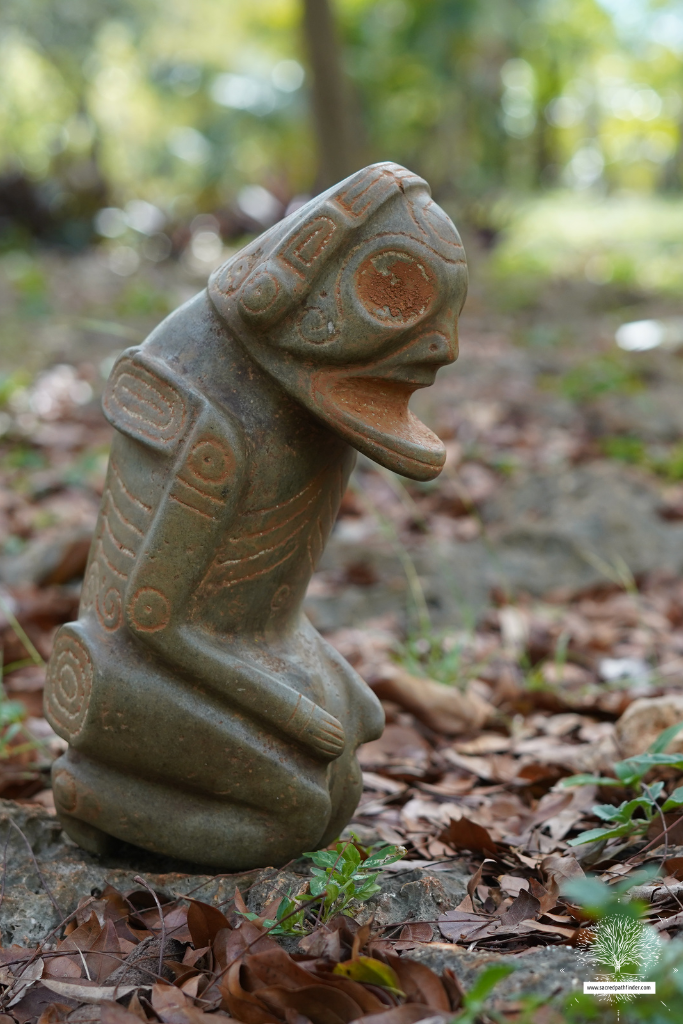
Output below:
[102,336,243,459]
[102,345,197,453]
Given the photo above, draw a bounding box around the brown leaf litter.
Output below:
[0,884,474,1023]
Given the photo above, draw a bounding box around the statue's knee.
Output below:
[58,812,121,858]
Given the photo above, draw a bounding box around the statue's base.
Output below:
[0,798,261,947]
[57,810,122,858]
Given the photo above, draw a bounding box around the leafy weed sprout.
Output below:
[237,836,405,936]
[395,629,482,688]
[0,593,48,763]
[601,434,683,483]
[562,719,683,846]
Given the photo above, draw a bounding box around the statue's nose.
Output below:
[413,309,459,364]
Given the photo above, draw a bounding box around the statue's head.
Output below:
[209,163,467,481]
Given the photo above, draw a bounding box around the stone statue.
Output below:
[43,162,468,870]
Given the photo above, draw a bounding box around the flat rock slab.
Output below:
[0,800,470,946]
[306,460,683,629]
[0,800,261,946]
[0,799,575,1007]
[410,942,580,1006]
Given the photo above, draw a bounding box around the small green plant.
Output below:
[396,630,475,687]
[601,436,647,466]
[0,596,49,763]
[558,355,643,404]
[2,446,47,472]
[237,889,314,936]
[599,435,683,483]
[304,838,405,921]
[0,370,31,409]
[562,720,683,846]
[519,630,570,693]
[6,257,50,316]
[115,280,172,317]
[453,963,515,1023]
[237,837,405,936]
[0,692,41,759]
[651,442,683,482]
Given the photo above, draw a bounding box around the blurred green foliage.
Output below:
[601,436,683,481]
[490,192,683,296]
[559,354,644,402]
[396,629,476,687]
[601,435,648,464]
[1,0,683,249]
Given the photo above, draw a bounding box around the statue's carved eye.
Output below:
[298,306,335,344]
[355,250,436,325]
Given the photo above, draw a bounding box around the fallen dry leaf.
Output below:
[439,817,499,856]
[7,956,44,1007]
[39,978,138,1003]
[353,1004,441,1024]
[664,856,683,880]
[186,898,231,948]
[497,887,540,927]
[370,664,493,736]
[101,1004,148,1024]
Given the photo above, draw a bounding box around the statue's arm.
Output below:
[103,348,344,762]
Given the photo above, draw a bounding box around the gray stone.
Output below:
[594,384,683,443]
[409,942,580,1006]
[0,797,581,1011]
[0,799,471,951]
[306,460,683,629]
[484,460,683,591]
[244,867,311,917]
[358,865,469,928]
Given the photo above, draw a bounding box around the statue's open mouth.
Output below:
[310,373,446,481]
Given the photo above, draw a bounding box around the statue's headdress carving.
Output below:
[209,162,464,333]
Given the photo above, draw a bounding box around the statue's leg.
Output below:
[51,750,331,870]
[58,812,122,858]
[302,627,384,849]
[51,624,336,817]
[317,749,364,848]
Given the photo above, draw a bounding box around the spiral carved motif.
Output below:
[188,439,232,484]
[96,583,123,632]
[45,632,93,741]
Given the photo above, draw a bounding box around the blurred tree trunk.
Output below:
[301,0,361,190]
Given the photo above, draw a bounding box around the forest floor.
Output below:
[2,242,683,1021]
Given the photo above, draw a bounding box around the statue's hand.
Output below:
[287,695,345,761]
[305,704,346,760]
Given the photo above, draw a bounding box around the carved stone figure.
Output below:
[44,162,468,870]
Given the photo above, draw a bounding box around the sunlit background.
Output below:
[1,0,682,293]
[0,0,683,425]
